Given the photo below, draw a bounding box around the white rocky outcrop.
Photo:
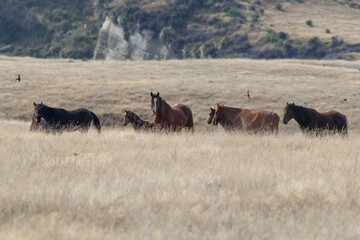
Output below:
[94,17,172,60]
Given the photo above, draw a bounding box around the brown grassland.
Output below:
[1,56,360,239]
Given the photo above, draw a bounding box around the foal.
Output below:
[123,110,155,131]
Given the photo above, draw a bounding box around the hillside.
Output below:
[0,0,360,60]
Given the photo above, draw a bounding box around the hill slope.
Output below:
[0,0,359,59]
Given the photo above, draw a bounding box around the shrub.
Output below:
[160,26,175,44]
[325,29,330,34]
[49,42,61,55]
[248,5,256,11]
[205,0,214,7]
[282,43,298,58]
[277,32,289,40]
[250,13,260,24]
[306,20,313,27]
[329,36,343,48]
[300,37,326,59]
[51,9,68,23]
[266,29,278,43]
[224,6,247,22]
[275,3,283,11]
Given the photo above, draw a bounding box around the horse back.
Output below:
[171,104,193,127]
[245,110,279,131]
[172,104,192,117]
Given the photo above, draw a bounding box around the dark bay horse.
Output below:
[283,103,347,135]
[211,104,279,133]
[150,92,194,131]
[32,102,101,133]
[123,110,155,131]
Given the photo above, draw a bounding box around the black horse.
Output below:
[32,102,101,133]
[283,103,347,135]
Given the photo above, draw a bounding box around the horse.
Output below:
[207,107,234,131]
[150,92,194,131]
[211,104,279,133]
[30,115,50,133]
[32,102,101,133]
[123,110,155,131]
[283,102,347,135]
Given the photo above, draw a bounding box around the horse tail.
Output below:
[185,107,194,132]
[334,113,347,135]
[272,112,280,134]
[341,115,348,135]
[90,111,101,133]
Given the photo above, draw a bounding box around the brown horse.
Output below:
[123,110,155,131]
[150,92,194,131]
[283,102,347,135]
[212,104,279,133]
[207,107,233,131]
[32,102,101,133]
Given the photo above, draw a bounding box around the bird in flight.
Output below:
[245,89,250,99]
[16,74,21,82]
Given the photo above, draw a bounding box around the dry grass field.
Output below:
[1,56,360,239]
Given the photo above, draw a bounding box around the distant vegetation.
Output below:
[0,0,359,60]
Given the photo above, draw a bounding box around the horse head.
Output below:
[150,92,162,115]
[33,102,53,124]
[283,102,295,124]
[123,110,137,126]
[208,107,215,124]
[123,110,130,126]
[212,104,224,126]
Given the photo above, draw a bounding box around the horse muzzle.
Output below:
[282,119,288,125]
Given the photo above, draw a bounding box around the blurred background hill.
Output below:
[0,0,359,60]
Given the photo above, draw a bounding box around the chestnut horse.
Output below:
[211,104,279,133]
[123,110,155,131]
[32,102,101,133]
[30,116,50,133]
[150,92,194,131]
[283,103,347,135]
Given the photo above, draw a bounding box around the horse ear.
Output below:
[150,92,153,97]
[210,107,214,111]
[33,102,37,107]
[286,102,288,105]
[40,101,43,104]
[156,92,159,97]
[292,102,295,106]
[124,110,128,113]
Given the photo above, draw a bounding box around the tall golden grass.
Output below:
[1,56,360,239]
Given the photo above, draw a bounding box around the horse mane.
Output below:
[291,104,318,114]
[217,105,249,112]
[160,98,172,112]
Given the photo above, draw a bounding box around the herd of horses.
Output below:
[30,92,348,135]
